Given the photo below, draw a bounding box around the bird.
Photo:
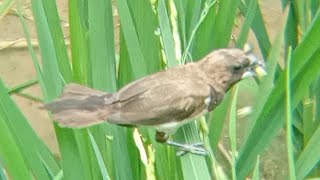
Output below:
[44,48,265,155]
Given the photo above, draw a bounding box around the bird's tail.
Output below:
[43,83,118,128]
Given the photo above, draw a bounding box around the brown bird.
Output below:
[44,48,265,155]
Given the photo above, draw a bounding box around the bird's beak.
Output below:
[242,54,267,79]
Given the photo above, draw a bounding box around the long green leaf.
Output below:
[252,157,260,180]
[284,3,299,52]
[30,0,88,179]
[237,12,320,178]
[41,0,72,82]
[157,0,179,66]
[0,80,57,179]
[117,0,148,78]
[236,16,284,178]
[89,131,110,180]
[16,0,63,177]
[0,104,31,179]
[193,0,238,58]
[87,0,117,91]
[175,124,211,180]
[30,0,64,98]
[68,2,96,177]
[229,86,239,180]
[238,0,271,58]
[208,93,231,150]
[87,0,128,180]
[285,48,296,180]
[69,0,89,84]
[296,123,320,179]
[129,0,161,74]
[236,0,258,48]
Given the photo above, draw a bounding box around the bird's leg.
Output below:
[155,131,208,156]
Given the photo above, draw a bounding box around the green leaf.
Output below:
[30,0,64,99]
[0,80,59,179]
[129,0,161,73]
[296,124,320,179]
[69,0,89,84]
[8,80,38,94]
[0,109,31,179]
[236,19,284,179]
[238,0,271,59]
[42,0,72,82]
[117,0,148,79]
[194,0,238,58]
[284,3,299,52]
[157,0,179,66]
[210,0,239,48]
[175,124,211,180]
[236,12,320,179]
[208,93,231,150]
[87,0,117,91]
[285,48,296,180]
[89,131,110,180]
[229,86,239,180]
[29,0,88,179]
[236,0,258,48]
[252,157,260,180]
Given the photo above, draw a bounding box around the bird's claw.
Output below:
[166,141,208,156]
[176,142,208,156]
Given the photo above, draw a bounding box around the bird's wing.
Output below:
[108,77,212,126]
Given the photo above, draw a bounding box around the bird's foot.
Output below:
[166,141,208,156]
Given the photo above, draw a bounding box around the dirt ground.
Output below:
[0,0,286,179]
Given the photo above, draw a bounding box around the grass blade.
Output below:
[117,0,148,78]
[236,0,258,48]
[0,80,57,179]
[87,0,117,91]
[128,0,161,74]
[175,124,211,180]
[296,124,320,179]
[87,1,131,179]
[69,0,89,84]
[236,21,284,178]
[229,86,239,180]
[29,0,89,178]
[41,0,72,82]
[285,48,296,180]
[0,104,31,179]
[88,131,110,180]
[193,0,237,58]
[208,93,231,150]
[238,0,271,58]
[252,157,260,180]
[8,79,38,94]
[237,12,320,178]
[157,0,179,66]
[210,0,238,48]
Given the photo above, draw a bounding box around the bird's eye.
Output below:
[232,64,242,72]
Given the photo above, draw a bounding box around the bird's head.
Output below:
[199,48,266,91]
